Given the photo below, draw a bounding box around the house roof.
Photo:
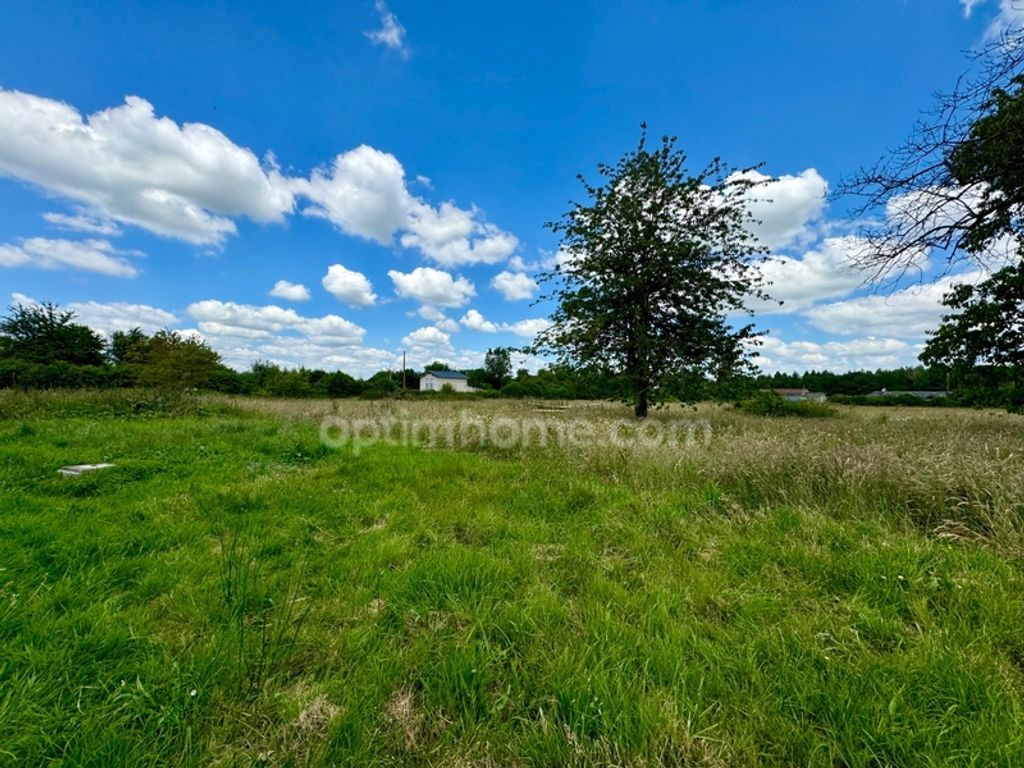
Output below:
[773,388,808,395]
[423,370,468,380]
[867,390,946,398]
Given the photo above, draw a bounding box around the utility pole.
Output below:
[402,350,406,391]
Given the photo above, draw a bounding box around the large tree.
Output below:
[482,347,513,389]
[839,29,1024,278]
[118,329,226,389]
[0,302,105,366]
[841,31,1024,409]
[920,262,1024,409]
[532,129,770,418]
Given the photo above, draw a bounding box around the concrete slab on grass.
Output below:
[58,463,116,477]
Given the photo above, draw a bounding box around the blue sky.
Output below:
[1,0,1020,375]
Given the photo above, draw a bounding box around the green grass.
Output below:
[1,392,1023,765]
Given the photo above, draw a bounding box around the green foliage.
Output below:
[0,301,106,366]
[754,365,949,396]
[498,380,527,399]
[108,327,148,365]
[535,128,769,417]
[921,263,1024,412]
[482,347,513,388]
[0,359,122,390]
[946,75,1024,255]
[923,263,1024,371]
[361,369,404,398]
[124,330,227,390]
[738,390,837,418]
[323,370,361,398]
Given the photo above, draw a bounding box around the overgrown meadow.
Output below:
[1,391,1023,766]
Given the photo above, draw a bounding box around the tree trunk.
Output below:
[634,384,649,419]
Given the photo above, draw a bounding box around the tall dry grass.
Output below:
[225,396,1024,556]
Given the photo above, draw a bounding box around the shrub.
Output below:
[500,381,527,399]
[738,390,836,418]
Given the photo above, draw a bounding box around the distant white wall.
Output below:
[420,374,474,392]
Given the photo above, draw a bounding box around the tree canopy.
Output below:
[946,74,1024,257]
[121,330,226,390]
[532,129,769,417]
[920,263,1023,410]
[839,30,1024,277]
[839,31,1023,413]
[482,347,513,389]
[0,302,105,366]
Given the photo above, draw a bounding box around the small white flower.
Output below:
[190,689,197,697]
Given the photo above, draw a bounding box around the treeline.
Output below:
[752,368,947,396]
[1,302,1019,408]
[751,367,1021,410]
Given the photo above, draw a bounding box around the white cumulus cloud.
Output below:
[269,280,311,302]
[460,309,498,332]
[187,299,365,345]
[1,90,520,266]
[6,293,177,335]
[804,270,984,338]
[755,334,920,374]
[0,237,139,277]
[416,304,446,321]
[0,90,294,245]
[962,0,1024,33]
[500,318,551,338]
[401,202,519,267]
[491,270,537,300]
[389,266,475,308]
[402,326,452,349]
[66,300,178,335]
[751,237,880,314]
[299,145,410,244]
[322,264,377,307]
[299,144,518,267]
[733,168,828,251]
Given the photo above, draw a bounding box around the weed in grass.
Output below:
[215,528,311,698]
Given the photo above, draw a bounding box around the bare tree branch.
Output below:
[837,29,1024,278]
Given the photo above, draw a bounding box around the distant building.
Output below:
[773,388,827,403]
[420,370,476,393]
[866,389,947,400]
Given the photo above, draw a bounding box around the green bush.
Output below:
[499,381,527,399]
[0,359,124,390]
[738,390,836,418]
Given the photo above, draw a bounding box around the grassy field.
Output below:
[1,391,1023,766]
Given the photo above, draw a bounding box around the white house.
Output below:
[419,370,476,393]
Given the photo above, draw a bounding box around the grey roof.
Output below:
[423,370,468,380]
[867,390,947,398]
